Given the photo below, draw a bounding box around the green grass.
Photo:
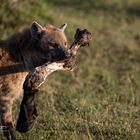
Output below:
[0,0,140,139]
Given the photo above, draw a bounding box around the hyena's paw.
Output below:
[3,123,16,140]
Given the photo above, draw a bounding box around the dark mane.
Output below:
[1,27,47,61]
[0,27,49,75]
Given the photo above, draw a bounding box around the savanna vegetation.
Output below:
[0,0,140,139]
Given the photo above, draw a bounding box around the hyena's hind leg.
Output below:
[0,99,16,140]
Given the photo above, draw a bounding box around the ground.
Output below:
[0,0,140,139]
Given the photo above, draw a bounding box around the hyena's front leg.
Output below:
[0,99,16,140]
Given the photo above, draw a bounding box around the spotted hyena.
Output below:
[0,21,69,140]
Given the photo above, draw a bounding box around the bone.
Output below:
[24,28,92,89]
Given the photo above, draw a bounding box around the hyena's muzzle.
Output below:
[50,45,70,61]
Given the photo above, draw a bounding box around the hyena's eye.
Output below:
[49,46,54,50]
[52,43,58,47]
[49,42,58,50]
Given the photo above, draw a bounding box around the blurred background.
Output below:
[0,0,140,139]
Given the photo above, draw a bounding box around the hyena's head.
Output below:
[30,21,69,61]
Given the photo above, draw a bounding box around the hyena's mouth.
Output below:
[51,47,70,61]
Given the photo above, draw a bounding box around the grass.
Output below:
[0,0,140,139]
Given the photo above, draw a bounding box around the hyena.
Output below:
[0,21,69,140]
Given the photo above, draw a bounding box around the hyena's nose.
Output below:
[63,51,70,59]
[53,47,70,60]
[58,49,70,60]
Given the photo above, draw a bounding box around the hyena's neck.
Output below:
[1,28,48,71]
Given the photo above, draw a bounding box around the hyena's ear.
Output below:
[59,23,67,32]
[30,21,43,40]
